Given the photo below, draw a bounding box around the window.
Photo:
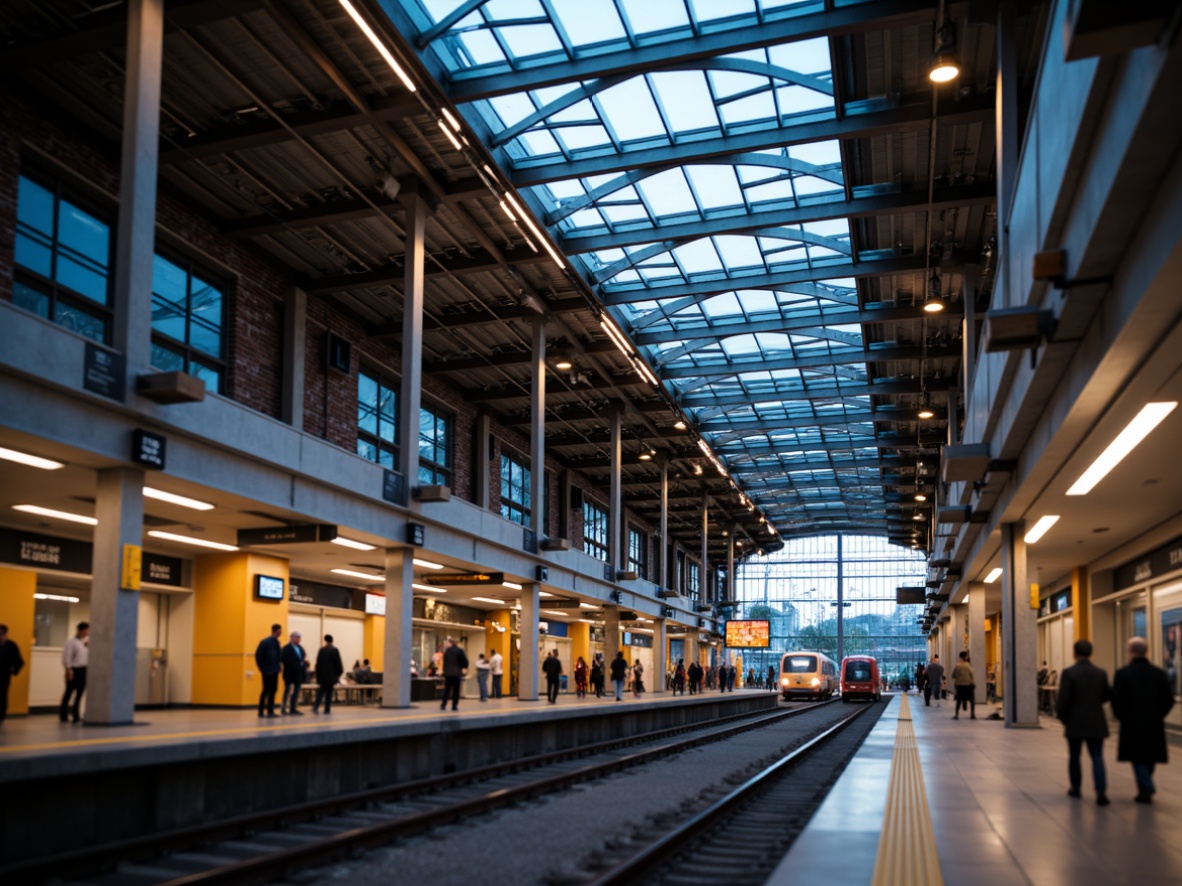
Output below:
[784,656,817,674]
[151,253,225,393]
[357,368,397,468]
[688,561,701,598]
[418,405,452,486]
[14,174,112,343]
[628,527,647,579]
[500,451,530,524]
[583,500,609,562]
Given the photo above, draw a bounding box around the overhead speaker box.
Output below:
[982,306,1056,352]
[541,537,570,551]
[616,570,639,581]
[941,444,991,483]
[137,371,205,404]
[659,589,680,599]
[663,607,675,618]
[413,485,451,503]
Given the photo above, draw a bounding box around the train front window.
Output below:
[845,662,872,682]
[784,656,817,674]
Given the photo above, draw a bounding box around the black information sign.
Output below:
[425,572,504,586]
[407,521,425,546]
[1113,534,1182,592]
[0,528,186,584]
[603,563,615,582]
[142,552,184,587]
[131,429,166,470]
[83,342,125,401]
[383,469,405,505]
[237,524,338,546]
[289,579,354,610]
[896,586,927,606]
[523,528,537,554]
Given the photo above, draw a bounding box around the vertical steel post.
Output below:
[398,192,427,497]
[609,408,622,572]
[659,459,669,589]
[530,314,546,544]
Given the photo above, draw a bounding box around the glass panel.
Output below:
[15,177,54,278]
[151,342,185,372]
[783,655,817,673]
[188,360,221,394]
[151,255,188,341]
[57,201,110,304]
[54,301,106,342]
[189,278,223,357]
[12,280,50,319]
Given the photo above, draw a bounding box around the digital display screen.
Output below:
[365,593,386,616]
[255,574,285,601]
[725,619,770,648]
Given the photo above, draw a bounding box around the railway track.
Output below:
[582,700,884,886]
[8,698,837,885]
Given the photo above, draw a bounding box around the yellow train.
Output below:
[778,651,838,699]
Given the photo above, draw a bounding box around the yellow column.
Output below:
[485,608,512,663]
[570,621,591,667]
[1071,566,1090,641]
[0,567,36,715]
[364,614,385,671]
[191,552,289,706]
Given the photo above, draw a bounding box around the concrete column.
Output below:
[659,459,669,588]
[653,617,667,693]
[609,409,622,571]
[604,609,621,678]
[726,530,735,603]
[700,492,708,602]
[836,533,844,662]
[518,583,540,700]
[381,548,414,707]
[398,193,428,499]
[87,467,145,724]
[1071,566,1090,641]
[995,0,1019,309]
[113,0,163,388]
[530,315,546,544]
[961,266,978,393]
[475,413,491,509]
[280,287,306,429]
[1001,522,1039,726]
[672,543,681,594]
[969,582,987,704]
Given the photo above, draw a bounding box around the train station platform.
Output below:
[0,690,778,866]
[771,694,1182,886]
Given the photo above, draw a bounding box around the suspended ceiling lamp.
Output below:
[929,22,961,83]
[914,486,928,502]
[917,395,935,420]
[923,273,946,313]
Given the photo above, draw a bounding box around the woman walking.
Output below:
[574,656,589,698]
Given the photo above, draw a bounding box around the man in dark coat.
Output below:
[280,631,308,715]
[1056,639,1112,805]
[441,637,468,711]
[313,634,345,715]
[688,661,702,694]
[543,648,563,703]
[0,624,25,725]
[1111,636,1175,803]
[255,624,283,718]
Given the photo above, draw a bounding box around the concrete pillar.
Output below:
[700,492,708,602]
[962,266,978,392]
[398,192,428,500]
[381,548,413,708]
[1072,566,1090,641]
[609,409,622,572]
[518,582,540,701]
[995,0,1019,309]
[653,617,667,693]
[87,467,144,724]
[835,533,844,662]
[604,609,621,674]
[969,582,987,704]
[1001,522,1039,726]
[530,315,546,545]
[475,413,491,509]
[726,529,735,603]
[280,287,306,429]
[659,459,669,588]
[113,0,163,388]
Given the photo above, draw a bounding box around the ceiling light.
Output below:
[543,609,567,616]
[338,0,417,93]
[1066,402,1178,495]
[929,51,961,83]
[912,513,924,521]
[331,568,386,581]
[35,592,80,603]
[633,358,660,387]
[599,316,634,359]
[914,490,927,502]
[440,108,461,132]
[692,464,703,476]
[638,450,652,461]
[539,590,553,597]
[917,406,935,420]
[332,536,378,551]
[1023,515,1060,545]
[502,193,566,270]
[148,530,238,551]
[143,487,215,511]
[554,356,573,371]
[503,581,523,590]
[13,504,97,525]
[413,558,444,569]
[0,447,64,470]
[674,420,687,431]
[984,567,1003,583]
[413,583,446,593]
[580,602,598,609]
[437,118,463,151]
[472,596,507,605]
[923,293,946,313]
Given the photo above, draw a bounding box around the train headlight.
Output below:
[810,677,820,687]
[780,677,790,686]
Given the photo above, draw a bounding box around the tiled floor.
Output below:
[771,694,1182,886]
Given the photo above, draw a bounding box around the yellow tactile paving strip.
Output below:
[870,695,944,886]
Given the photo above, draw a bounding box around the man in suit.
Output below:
[280,631,308,715]
[1111,636,1175,802]
[255,624,283,718]
[440,637,468,712]
[543,648,562,703]
[313,634,345,715]
[1056,639,1112,805]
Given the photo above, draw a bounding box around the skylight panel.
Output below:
[685,166,744,209]
[520,129,561,156]
[649,72,720,134]
[673,240,724,274]
[489,93,538,128]
[637,169,697,216]
[693,0,757,22]
[721,335,761,357]
[566,208,606,228]
[602,204,652,224]
[456,29,507,66]
[597,80,666,141]
[549,98,599,125]
[720,93,778,127]
[790,141,841,166]
[713,235,764,269]
[744,178,797,202]
[775,85,834,116]
[755,332,795,353]
[542,179,584,200]
[498,23,563,58]
[708,69,767,100]
[621,0,690,34]
[551,0,627,45]
[792,175,841,197]
[735,290,776,313]
[801,218,849,237]
[556,125,612,150]
[768,36,831,73]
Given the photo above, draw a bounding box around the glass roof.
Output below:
[392,0,928,538]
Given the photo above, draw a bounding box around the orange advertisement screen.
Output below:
[725,620,770,648]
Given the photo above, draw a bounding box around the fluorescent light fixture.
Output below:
[543,610,567,617]
[917,407,935,420]
[578,618,600,624]
[413,583,446,593]
[633,358,660,387]
[414,558,444,569]
[471,596,506,605]
[35,592,80,603]
[1023,515,1060,545]
[599,316,633,359]
[338,0,417,93]
[1066,402,1178,495]
[437,118,463,151]
[985,567,1002,583]
[330,568,386,581]
[503,581,523,590]
[580,602,598,609]
[673,419,687,431]
[538,590,553,597]
[0,447,64,470]
[331,536,377,551]
[13,504,97,525]
[502,193,565,269]
[441,108,461,132]
[148,530,238,551]
[143,487,214,511]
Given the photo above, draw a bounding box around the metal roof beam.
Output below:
[678,378,926,410]
[443,0,962,101]
[369,297,586,338]
[721,436,926,459]
[301,245,551,296]
[661,343,958,379]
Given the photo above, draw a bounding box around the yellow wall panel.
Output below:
[0,567,37,715]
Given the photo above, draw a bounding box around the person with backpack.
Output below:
[673,659,687,695]
[441,637,468,712]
